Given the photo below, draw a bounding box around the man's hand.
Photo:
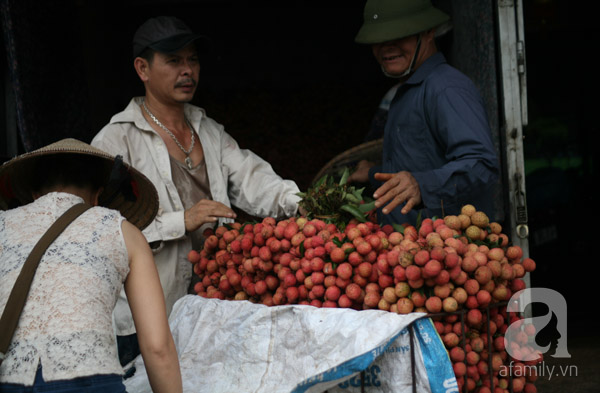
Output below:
[184,199,236,232]
[347,160,375,184]
[373,171,422,215]
[298,205,308,217]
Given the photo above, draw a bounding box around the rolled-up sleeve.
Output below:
[219,130,300,219]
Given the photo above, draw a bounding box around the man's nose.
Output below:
[181,60,195,74]
[181,66,191,75]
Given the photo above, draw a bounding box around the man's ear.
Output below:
[134,57,150,82]
[422,28,437,45]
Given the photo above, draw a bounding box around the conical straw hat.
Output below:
[0,138,158,230]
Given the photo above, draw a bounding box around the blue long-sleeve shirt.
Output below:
[369,52,499,227]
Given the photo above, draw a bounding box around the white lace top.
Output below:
[0,192,129,385]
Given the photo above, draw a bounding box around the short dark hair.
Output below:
[31,154,107,193]
[137,47,156,64]
[136,43,201,65]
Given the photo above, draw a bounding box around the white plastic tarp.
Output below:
[124,295,457,393]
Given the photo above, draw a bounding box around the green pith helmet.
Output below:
[355,0,450,44]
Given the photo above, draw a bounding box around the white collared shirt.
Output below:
[92,97,300,334]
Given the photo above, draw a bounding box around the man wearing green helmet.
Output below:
[349,0,500,226]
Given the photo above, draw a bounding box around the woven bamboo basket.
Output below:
[311,138,383,185]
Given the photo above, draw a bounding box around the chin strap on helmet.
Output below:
[382,34,422,79]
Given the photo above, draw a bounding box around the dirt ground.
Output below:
[532,332,600,393]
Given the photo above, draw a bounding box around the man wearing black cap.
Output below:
[91,16,302,369]
[348,0,500,227]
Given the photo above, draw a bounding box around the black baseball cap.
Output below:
[132,16,210,58]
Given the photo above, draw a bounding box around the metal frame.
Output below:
[495,0,532,304]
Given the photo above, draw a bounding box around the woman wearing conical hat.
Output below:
[0,139,181,392]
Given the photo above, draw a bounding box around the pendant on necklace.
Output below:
[185,156,194,170]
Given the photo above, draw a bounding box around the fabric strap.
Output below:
[0,202,92,364]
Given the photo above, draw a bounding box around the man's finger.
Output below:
[401,197,418,215]
[210,208,236,218]
[374,172,394,182]
[381,193,406,214]
[373,177,399,199]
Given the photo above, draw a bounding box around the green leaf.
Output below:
[352,187,365,200]
[488,241,502,249]
[415,210,423,230]
[314,174,327,188]
[299,240,306,257]
[339,167,350,186]
[357,200,376,213]
[340,204,367,222]
[344,193,361,204]
[392,223,405,234]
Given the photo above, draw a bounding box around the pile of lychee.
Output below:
[188,204,540,393]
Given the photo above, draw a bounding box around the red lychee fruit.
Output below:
[396,297,414,314]
[461,255,478,273]
[425,296,443,313]
[357,261,373,278]
[383,287,398,304]
[283,221,299,240]
[388,231,404,245]
[444,215,462,230]
[345,283,362,301]
[444,252,460,269]
[442,296,459,313]
[522,258,536,272]
[363,291,380,309]
[405,265,422,281]
[453,362,467,378]
[336,262,353,280]
[506,245,524,261]
[466,308,483,326]
[466,350,480,366]
[414,249,430,266]
[443,332,460,348]
[410,291,427,308]
[450,346,465,362]
[452,287,468,304]
[324,285,341,302]
[464,279,480,296]
[474,265,493,285]
[470,211,489,228]
[423,259,443,277]
[430,246,446,262]
[476,289,492,308]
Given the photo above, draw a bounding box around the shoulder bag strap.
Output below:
[0,202,92,363]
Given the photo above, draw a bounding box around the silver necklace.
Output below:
[142,99,195,169]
